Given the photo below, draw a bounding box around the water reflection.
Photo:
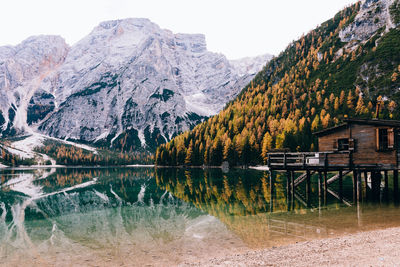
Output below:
[155,168,400,248]
[0,168,247,266]
[1,167,400,265]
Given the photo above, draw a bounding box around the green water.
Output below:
[1,167,400,266]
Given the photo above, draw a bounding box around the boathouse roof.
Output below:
[313,118,400,137]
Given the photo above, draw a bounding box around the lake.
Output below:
[1,167,400,266]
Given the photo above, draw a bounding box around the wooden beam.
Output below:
[327,170,351,185]
[291,171,295,207]
[353,170,357,203]
[294,171,315,187]
[318,171,323,199]
[327,188,352,207]
[306,170,311,207]
[394,170,399,202]
[286,171,291,211]
[364,171,369,200]
[384,170,389,202]
[324,171,328,204]
[270,171,274,213]
[371,171,382,201]
[339,171,343,202]
[294,191,313,208]
[357,170,362,203]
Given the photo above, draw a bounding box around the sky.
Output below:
[1,0,358,59]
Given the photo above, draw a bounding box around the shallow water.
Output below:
[1,167,400,266]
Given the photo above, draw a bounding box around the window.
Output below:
[376,128,394,151]
[333,138,355,151]
[338,138,349,151]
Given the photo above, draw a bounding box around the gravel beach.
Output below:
[180,227,400,266]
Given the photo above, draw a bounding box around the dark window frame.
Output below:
[376,128,394,151]
[337,138,349,151]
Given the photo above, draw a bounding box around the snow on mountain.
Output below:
[0,18,271,152]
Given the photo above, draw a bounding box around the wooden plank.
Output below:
[324,171,328,204]
[291,171,295,207]
[306,170,311,206]
[384,170,389,202]
[318,171,323,199]
[294,172,307,186]
[352,171,357,203]
[327,188,352,207]
[394,170,399,201]
[339,171,343,202]
[327,170,351,185]
[357,170,362,203]
[294,191,313,208]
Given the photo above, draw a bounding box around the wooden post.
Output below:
[364,171,369,200]
[291,171,295,208]
[353,170,357,204]
[283,153,287,169]
[324,171,328,204]
[384,170,389,202]
[270,171,274,213]
[394,170,399,203]
[286,171,291,211]
[324,153,328,169]
[357,170,362,203]
[371,171,382,202]
[306,170,311,207]
[339,171,343,202]
[318,171,323,199]
[286,171,291,196]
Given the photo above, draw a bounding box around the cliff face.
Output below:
[0,35,69,135]
[0,18,271,151]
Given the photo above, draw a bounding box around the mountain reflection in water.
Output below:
[1,167,400,266]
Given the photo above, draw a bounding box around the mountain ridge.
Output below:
[0,18,272,155]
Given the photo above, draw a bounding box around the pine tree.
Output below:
[184,140,194,165]
[261,132,273,163]
[347,90,355,110]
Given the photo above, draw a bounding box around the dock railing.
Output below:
[267,151,351,170]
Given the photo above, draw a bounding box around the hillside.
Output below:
[155,0,400,166]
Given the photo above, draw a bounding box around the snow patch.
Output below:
[137,129,146,147]
[94,131,110,142]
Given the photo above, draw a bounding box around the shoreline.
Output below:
[0,164,155,170]
[181,226,400,266]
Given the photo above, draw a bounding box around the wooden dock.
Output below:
[265,151,400,207]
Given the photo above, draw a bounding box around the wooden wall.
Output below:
[318,126,349,152]
[318,124,397,166]
[352,124,396,166]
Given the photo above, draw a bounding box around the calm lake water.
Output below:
[1,167,400,266]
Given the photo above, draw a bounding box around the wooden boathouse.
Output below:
[266,118,400,206]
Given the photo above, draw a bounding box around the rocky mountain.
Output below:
[0,18,271,152]
[0,36,69,136]
[156,0,400,166]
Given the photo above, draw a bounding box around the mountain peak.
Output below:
[0,18,271,153]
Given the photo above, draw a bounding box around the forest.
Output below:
[155,2,400,167]
[35,140,153,166]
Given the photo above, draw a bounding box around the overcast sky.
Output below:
[1,0,358,59]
